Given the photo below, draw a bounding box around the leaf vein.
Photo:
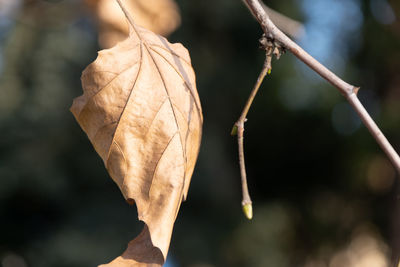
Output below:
[143,97,169,138]
[78,62,139,121]
[105,44,144,163]
[144,43,188,192]
[149,46,202,122]
[149,44,193,69]
[147,131,181,198]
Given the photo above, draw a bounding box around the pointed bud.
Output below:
[242,203,253,220]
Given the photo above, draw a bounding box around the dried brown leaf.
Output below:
[71,1,202,265]
[85,0,181,48]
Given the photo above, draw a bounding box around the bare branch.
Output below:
[233,57,271,220]
[242,0,400,172]
[232,31,288,219]
[232,31,290,219]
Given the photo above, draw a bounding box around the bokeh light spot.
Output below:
[1,253,27,267]
[367,155,395,194]
[370,0,396,25]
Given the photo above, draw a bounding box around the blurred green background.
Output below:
[1,0,400,266]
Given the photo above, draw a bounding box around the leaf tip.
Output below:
[242,203,253,220]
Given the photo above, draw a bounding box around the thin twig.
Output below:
[242,0,400,171]
[233,57,271,220]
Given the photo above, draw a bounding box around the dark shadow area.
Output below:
[0,0,400,266]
